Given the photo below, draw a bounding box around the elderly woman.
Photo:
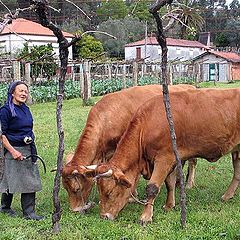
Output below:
[0,81,43,220]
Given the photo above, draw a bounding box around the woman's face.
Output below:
[12,84,29,105]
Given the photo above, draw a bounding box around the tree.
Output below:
[17,43,57,81]
[97,16,145,58]
[75,34,104,59]
[96,0,128,23]
[129,0,154,22]
[174,0,205,39]
[214,32,230,46]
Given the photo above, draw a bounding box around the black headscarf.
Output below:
[7,81,28,117]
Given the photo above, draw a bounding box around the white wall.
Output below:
[125,44,205,62]
[0,33,73,59]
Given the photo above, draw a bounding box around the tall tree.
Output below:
[174,0,205,39]
[96,0,128,23]
[97,16,145,58]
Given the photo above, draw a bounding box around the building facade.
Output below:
[125,36,208,62]
[0,18,74,59]
[193,51,240,82]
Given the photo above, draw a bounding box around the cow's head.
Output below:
[83,164,134,220]
[61,153,94,212]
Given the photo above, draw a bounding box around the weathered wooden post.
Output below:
[122,64,127,89]
[32,0,82,232]
[82,60,92,105]
[13,60,21,81]
[133,61,138,86]
[108,63,111,80]
[25,62,31,86]
[79,62,84,98]
[149,0,186,228]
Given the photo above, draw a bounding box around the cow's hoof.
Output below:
[139,217,152,226]
[221,194,233,202]
[185,182,195,189]
[163,204,175,212]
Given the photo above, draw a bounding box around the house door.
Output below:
[136,47,141,60]
[209,63,219,81]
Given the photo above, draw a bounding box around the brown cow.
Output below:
[62,84,196,212]
[78,88,240,223]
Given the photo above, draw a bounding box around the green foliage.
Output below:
[214,32,230,47]
[17,43,58,80]
[96,0,128,22]
[173,77,195,85]
[1,79,240,105]
[128,1,153,22]
[97,17,145,58]
[75,34,104,59]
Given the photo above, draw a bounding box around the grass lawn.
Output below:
[0,82,240,239]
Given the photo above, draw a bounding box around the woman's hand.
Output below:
[2,135,24,161]
[11,149,24,161]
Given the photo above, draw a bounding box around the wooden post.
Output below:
[133,61,138,86]
[79,63,84,98]
[82,60,91,105]
[87,61,92,99]
[25,62,31,86]
[13,60,21,81]
[108,63,111,80]
[150,0,186,228]
[122,64,127,89]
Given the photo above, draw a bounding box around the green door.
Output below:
[209,63,219,81]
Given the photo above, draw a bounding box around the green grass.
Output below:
[0,83,240,239]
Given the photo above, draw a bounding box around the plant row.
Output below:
[0,77,194,105]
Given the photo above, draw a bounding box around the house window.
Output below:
[189,49,194,56]
[176,48,181,55]
[136,47,141,60]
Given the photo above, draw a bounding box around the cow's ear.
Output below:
[65,152,74,164]
[118,175,132,188]
[113,170,132,188]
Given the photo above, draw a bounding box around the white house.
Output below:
[125,36,209,62]
[0,18,74,59]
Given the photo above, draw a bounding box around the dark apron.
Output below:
[0,145,42,193]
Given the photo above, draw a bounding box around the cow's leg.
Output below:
[163,168,176,211]
[140,157,175,225]
[221,151,240,201]
[185,158,197,189]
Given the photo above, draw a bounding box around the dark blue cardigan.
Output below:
[0,103,35,146]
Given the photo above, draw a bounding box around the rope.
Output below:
[129,190,153,206]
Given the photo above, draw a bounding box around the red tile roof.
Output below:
[193,50,240,63]
[1,18,74,38]
[125,36,207,48]
[211,51,240,63]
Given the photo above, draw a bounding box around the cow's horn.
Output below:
[98,169,113,178]
[85,164,98,170]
